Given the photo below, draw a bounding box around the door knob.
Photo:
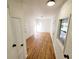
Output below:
[20,44,23,46]
[64,54,69,59]
[12,44,16,47]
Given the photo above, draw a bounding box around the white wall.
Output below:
[35,18,51,32]
[64,15,72,59]
[52,0,72,59]
[23,17,52,40]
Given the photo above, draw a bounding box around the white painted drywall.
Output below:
[34,18,51,32]
[64,15,72,59]
[52,0,72,59]
[23,17,52,39]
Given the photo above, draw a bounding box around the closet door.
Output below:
[7,9,18,59]
[11,18,25,59]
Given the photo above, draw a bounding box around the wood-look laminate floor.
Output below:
[26,32,56,59]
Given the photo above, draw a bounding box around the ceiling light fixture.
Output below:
[47,0,55,6]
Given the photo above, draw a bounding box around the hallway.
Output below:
[7,0,72,59]
[26,32,56,59]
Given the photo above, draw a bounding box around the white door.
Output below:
[7,9,18,59]
[64,15,72,59]
[11,18,25,59]
[7,8,25,59]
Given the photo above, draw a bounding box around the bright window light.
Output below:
[34,22,42,33]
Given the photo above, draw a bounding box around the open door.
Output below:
[64,15,72,59]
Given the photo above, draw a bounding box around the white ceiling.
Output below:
[8,0,67,19]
